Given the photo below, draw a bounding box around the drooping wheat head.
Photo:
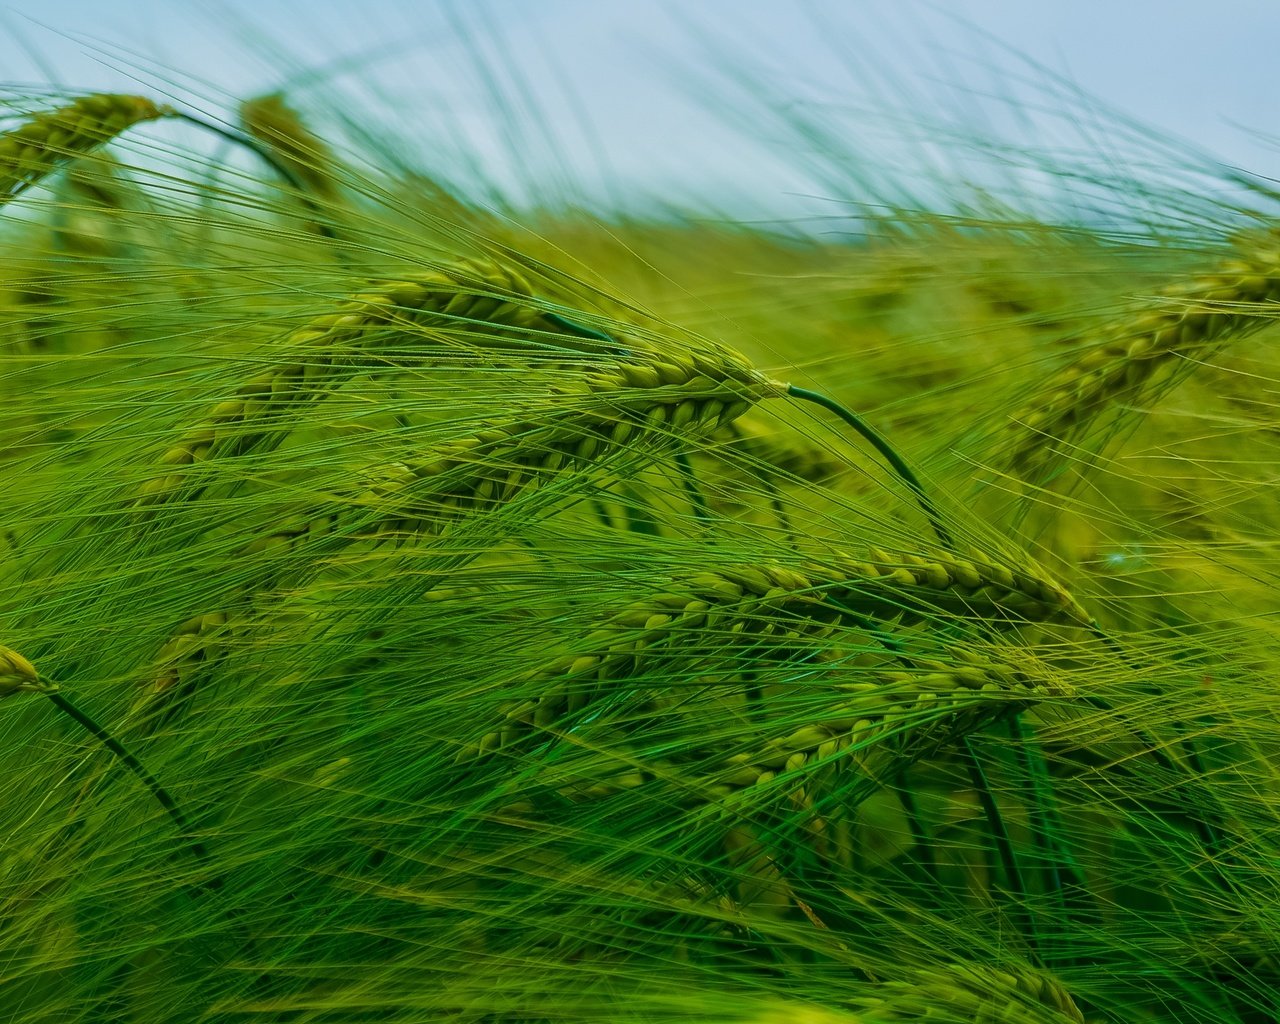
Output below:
[858,963,1085,1023]
[135,347,783,715]
[133,259,626,508]
[0,642,47,697]
[0,94,171,204]
[462,549,1088,763]
[239,92,341,202]
[1005,230,1280,482]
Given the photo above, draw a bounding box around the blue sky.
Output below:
[2,1,1277,219]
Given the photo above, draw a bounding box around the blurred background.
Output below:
[1,1,1277,220]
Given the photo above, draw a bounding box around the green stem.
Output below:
[1008,715,1096,968]
[963,734,1039,960]
[786,385,953,549]
[769,494,795,539]
[543,311,631,354]
[42,687,278,995]
[742,668,762,723]
[42,687,213,876]
[589,495,618,532]
[896,776,939,885]
[618,485,662,537]
[674,449,712,527]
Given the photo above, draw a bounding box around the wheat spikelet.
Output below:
[152,613,231,691]
[462,565,834,764]
[724,966,1082,1023]
[143,334,779,517]
[128,611,233,726]
[1,643,51,697]
[707,653,1064,792]
[1006,232,1280,481]
[61,149,133,209]
[739,1000,865,1024]
[538,650,1067,808]
[202,347,776,558]
[136,356,781,714]
[132,610,248,728]
[345,355,780,533]
[0,94,170,204]
[464,550,1087,762]
[160,354,778,571]
[47,150,142,257]
[861,963,1084,1023]
[239,93,340,201]
[826,547,1092,628]
[740,974,1081,1024]
[134,260,609,508]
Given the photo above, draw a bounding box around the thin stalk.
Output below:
[41,686,279,997]
[1008,714,1099,970]
[589,495,618,532]
[742,668,762,722]
[618,485,662,536]
[674,449,712,527]
[41,686,212,876]
[896,775,939,885]
[786,385,953,548]
[770,493,795,539]
[963,734,1039,960]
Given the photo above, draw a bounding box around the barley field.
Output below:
[2,28,1279,1024]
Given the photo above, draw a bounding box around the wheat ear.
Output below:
[1,643,49,697]
[137,355,781,712]
[46,150,141,257]
[1005,232,1280,481]
[0,91,339,245]
[739,965,1083,1023]
[542,650,1067,805]
[239,92,340,201]
[167,351,774,557]
[345,355,780,531]
[0,94,171,204]
[463,550,1088,762]
[138,611,231,715]
[134,260,612,508]
[863,963,1085,1023]
[824,546,1092,628]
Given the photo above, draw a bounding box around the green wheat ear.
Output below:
[0,94,172,202]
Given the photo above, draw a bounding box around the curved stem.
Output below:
[786,385,954,549]
[173,111,337,244]
[42,687,213,876]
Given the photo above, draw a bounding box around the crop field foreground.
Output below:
[1,70,1280,1024]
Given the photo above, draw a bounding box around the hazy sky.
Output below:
[2,1,1277,219]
